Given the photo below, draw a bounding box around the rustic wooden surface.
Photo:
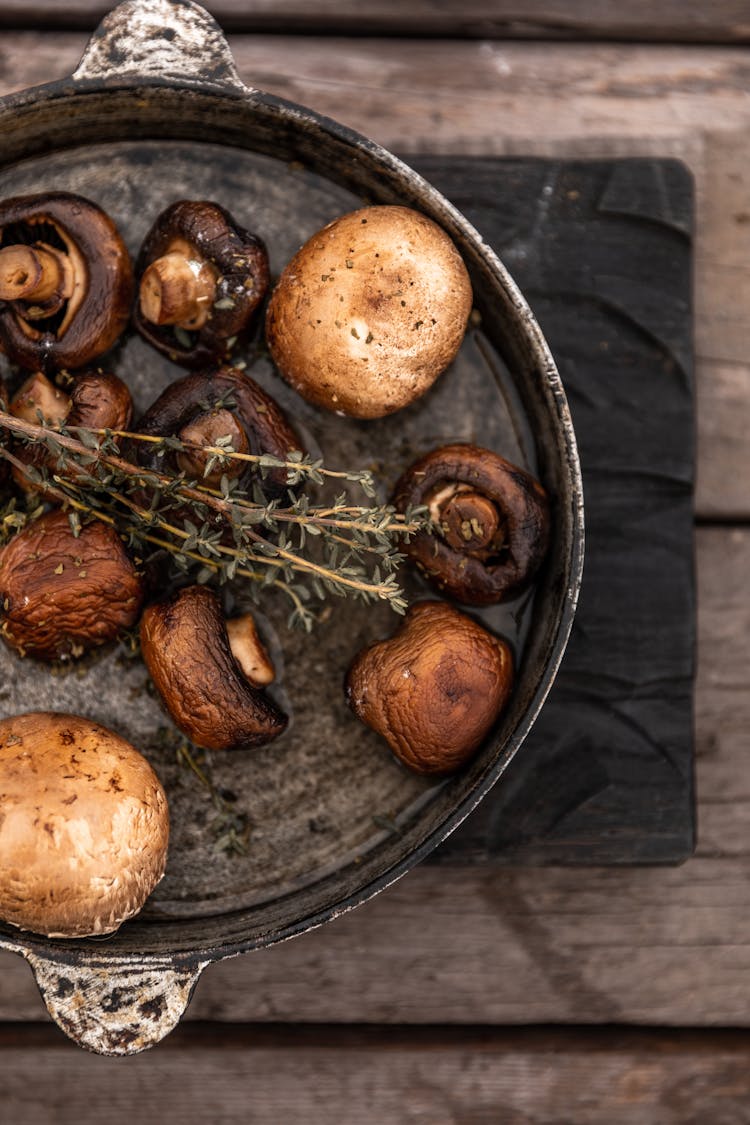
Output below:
[0,1,749,42]
[0,13,747,1123]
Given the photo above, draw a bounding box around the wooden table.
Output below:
[1,4,749,1120]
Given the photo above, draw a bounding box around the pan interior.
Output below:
[0,140,539,927]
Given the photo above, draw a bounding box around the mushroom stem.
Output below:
[226,614,275,687]
[176,408,249,483]
[0,244,68,305]
[139,251,216,329]
[10,372,71,426]
[439,490,501,552]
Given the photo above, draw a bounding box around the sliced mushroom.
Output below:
[346,600,514,775]
[393,443,551,605]
[9,369,133,492]
[136,365,300,497]
[0,192,134,372]
[0,509,145,660]
[140,586,287,751]
[133,200,269,368]
[0,711,169,938]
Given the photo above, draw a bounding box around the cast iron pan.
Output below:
[0,0,584,1054]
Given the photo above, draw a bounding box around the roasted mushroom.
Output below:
[266,205,473,418]
[140,585,287,751]
[9,369,133,492]
[0,509,145,660]
[0,192,133,372]
[0,711,169,938]
[133,200,269,367]
[10,368,133,431]
[393,443,551,605]
[346,601,514,775]
[136,364,300,496]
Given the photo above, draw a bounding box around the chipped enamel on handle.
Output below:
[26,950,207,1055]
[73,0,247,91]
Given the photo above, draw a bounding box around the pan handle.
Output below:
[24,948,208,1055]
[73,0,247,92]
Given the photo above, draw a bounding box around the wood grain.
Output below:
[0,35,747,514]
[0,526,743,1025]
[4,1025,750,1123]
[0,0,748,44]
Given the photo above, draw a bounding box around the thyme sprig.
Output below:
[0,409,427,631]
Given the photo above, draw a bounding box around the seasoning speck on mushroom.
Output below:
[0,509,145,661]
[0,192,134,372]
[345,600,514,775]
[140,585,287,751]
[266,205,473,418]
[0,711,169,938]
[133,200,269,368]
[393,443,551,605]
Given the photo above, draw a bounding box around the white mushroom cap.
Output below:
[0,712,169,939]
[266,205,473,419]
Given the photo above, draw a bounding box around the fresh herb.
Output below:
[0,410,428,632]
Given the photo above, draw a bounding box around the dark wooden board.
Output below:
[416,157,695,865]
[0,1,748,43]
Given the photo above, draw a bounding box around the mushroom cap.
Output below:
[133,200,269,368]
[345,600,514,775]
[0,711,169,938]
[140,585,287,752]
[0,192,134,373]
[393,443,551,605]
[265,205,473,419]
[136,364,301,498]
[0,510,145,661]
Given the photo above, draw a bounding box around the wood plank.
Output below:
[0,1,748,44]
[0,526,743,1025]
[3,1026,750,1123]
[0,36,746,515]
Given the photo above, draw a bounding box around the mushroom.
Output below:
[0,509,145,661]
[392,443,551,605]
[140,585,287,751]
[133,200,269,368]
[0,192,134,372]
[136,364,301,497]
[265,205,473,418]
[345,600,514,775]
[0,711,169,938]
[9,368,133,492]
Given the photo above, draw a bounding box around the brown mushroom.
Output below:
[140,585,287,751]
[0,192,134,372]
[345,600,514,775]
[9,368,133,492]
[10,368,133,431]
[133,200,269,368]
[136,364,301,498]
[0,509,145,660]
[266,205,473,418]
[392,443,551,605]
[0,711,169,938]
